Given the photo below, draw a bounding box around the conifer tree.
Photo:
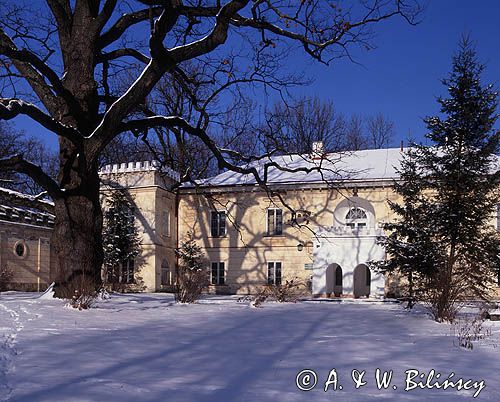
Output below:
[377,38,500,321]
[175,235,209,303]
[102,190,141,287]
[371,148,438,307]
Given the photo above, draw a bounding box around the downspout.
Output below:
[175,190,180,288]
[37,238,41,292]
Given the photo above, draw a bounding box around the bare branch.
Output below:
[95,0,118,32]
[0,28,61,116]
[120,115,343,186]
[0,98,82,145]
[97,48,150,64]
[98,6,163,49]
[0,154,62,199]
[46,0,73,42]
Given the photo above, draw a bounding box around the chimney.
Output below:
[400,140,404,152]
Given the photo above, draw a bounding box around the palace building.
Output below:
[2,146,499,297]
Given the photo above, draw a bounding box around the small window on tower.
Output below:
[163,211,171,237]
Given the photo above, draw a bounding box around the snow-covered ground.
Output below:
[0,292,499,402]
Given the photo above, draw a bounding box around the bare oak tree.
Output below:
[366,112,395,148]
[261,96,346,154]
[0,0,420,289]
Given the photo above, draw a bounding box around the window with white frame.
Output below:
[121,259,135,284]
[267,208,283,236]
[345,207,367,229]
[161,259,171,286]
[267,261,282,285]
[211,262,225,285]
[210,211,226,237]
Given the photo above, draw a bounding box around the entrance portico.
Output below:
[311,197,386,298]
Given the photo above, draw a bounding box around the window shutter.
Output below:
[275,209,283,235]
[211,211,218,237]
[267,262,274,285]
[219,212,226,236]
[211,262,218,285]
[267,209,274,235]
[275,262,282,285]
[219,262,225,285]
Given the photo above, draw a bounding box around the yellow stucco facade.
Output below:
[2,149,499,298]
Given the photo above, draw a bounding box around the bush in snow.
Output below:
[0,265,13,291]
[175,236,209,303]
[265,278,307,303]
[452,312,493,350]
[65,273,99,310]
[252,278,307,306]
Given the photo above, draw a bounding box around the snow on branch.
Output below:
[0,155,62,200]
[120,115,348,187]
[0,98,81,144]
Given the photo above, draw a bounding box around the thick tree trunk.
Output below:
[51,168,103,295]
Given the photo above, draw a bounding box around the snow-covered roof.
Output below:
[0,187,55,228]
[190,147,500,188]
[0,187,54,206]
[192,148,409,188]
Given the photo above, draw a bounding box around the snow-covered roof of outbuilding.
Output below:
[0,187,55,227]
[190,148,409,188]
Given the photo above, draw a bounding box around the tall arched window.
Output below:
[345,207,367,229]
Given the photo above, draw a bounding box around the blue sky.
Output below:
[12,0,500,151]
[289,0,500,146]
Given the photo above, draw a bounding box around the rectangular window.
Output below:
[267,209,283,236]
[211,262,225,285]
[121,259,135,284]
[210,211,226,237]
[267,262,282,285]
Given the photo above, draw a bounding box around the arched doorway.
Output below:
[323,263,343,297]
[333,265,343,297]
[353,264,371,298]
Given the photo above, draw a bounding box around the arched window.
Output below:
[345,207,367,229]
